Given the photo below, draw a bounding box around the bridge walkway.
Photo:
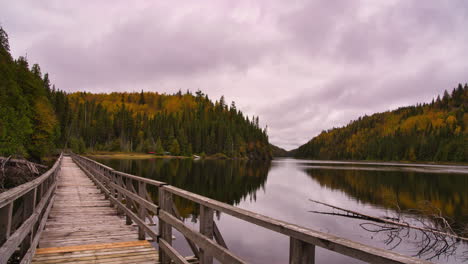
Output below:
[31,156,158,264]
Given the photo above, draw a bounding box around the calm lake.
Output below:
[92,157,468,264]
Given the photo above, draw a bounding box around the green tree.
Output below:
[155,138,164,155]
[169,139,180,156]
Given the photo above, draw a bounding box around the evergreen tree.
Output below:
[155,138,164,155]
[169,139,180,155]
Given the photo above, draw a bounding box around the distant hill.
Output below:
[270,144,290,157]
[294,85,468,162]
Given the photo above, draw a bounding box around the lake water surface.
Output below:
[92,157,468,264]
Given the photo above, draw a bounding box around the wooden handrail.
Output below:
[0,153,62,264]
[70,153,432,264]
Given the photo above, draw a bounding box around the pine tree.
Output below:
[139,90,145,105]
[169,139,180,155]
[155,138,164,155]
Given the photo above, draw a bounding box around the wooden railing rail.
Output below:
[0,153,62,264]
[70,153,432,264]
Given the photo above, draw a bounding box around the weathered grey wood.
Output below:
[0,153,62,208]
[0,181,56,264]
[289,237,315,264]
[164,186,430,264]
[0,203,13,245]
[159,210,246,264]
[20,195,55,264]
[109,182,158,215]
[125,178,133,225]
[71,153,432,264]
[158,187,172,264]
[172,202,200,258]
[159,238,191,264]
[199,205,214,264]
[138,181,147,240]
[20,187,37,255]
[213,222,228,249]
[78,162,159,243]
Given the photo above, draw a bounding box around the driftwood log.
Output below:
[0,157,48,170]
[308,199,468,242]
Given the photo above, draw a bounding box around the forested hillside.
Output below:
[0,27,60,160]
[0,27,271,161]
[65,91,271,159]
[294,86,468,162]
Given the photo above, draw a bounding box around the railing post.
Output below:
[125,178,133,225]
[138,181,147,240]
[158,187,172,264]
[0,203,13,245]
[289,238,315,264]
[110,172,116,208]
[20,188,37,255]
[199,205,214,264]
[116,175,123,215]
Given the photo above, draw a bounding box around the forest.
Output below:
[294,85,468,162]
[0,27,271,161]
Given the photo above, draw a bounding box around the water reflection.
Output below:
[92,157,468,263]
[303,167,468,234]
[95,158,271,217]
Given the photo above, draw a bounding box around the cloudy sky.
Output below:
[1,0,467,150]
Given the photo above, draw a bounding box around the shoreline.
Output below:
[274,157,468,167]
[84,152,250,160]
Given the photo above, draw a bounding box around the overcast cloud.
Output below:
[1,0,467,150]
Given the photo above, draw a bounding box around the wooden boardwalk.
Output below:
[31,157,158,263]
[1,153,432,264]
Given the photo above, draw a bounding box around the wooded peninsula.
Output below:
[0,27,271,161]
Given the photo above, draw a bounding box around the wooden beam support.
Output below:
[0,203,13,245]
[199,205,214,264]
[159,238,191,264]
[158,187,172,264]
[289,237,315,264]
[138,181,147,240]
[125,178,133,225]
[159,210,246,264]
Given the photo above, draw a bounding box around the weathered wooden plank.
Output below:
[109,181,159,215]
[159,238,190,264]
[69,153,432,264]
[77,162,159,243]
[165,186,430,264]
[199,205,214,264]
[35,240,152,254]
[158,187,172,264]
[0,153,61,209]
[159,210,246,264]
[20,195,55,264]
[172,202,200,258]
[0,181,56,263]
[0,203,13,245]
[213,222,228,249]
[289,237,315,264]
[138,181,147,240]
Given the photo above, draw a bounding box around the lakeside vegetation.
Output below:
[294,87,468,162]
[0,27,271,161]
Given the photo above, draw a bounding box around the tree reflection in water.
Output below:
[95,158,271,218]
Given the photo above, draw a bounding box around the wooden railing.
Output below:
[0,153,62,264]
[70,153,431,264]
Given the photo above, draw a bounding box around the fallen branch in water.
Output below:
[308,199,468,242]
[309,199,468,261]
